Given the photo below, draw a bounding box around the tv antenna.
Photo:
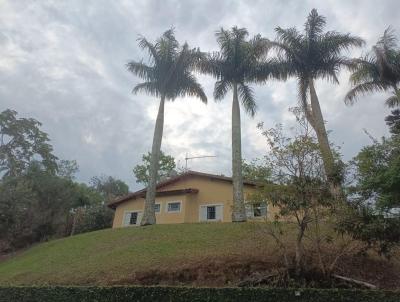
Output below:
[185,153,216,169]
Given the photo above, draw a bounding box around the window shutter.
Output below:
[245,204,254,218]
[216,205,223,221]
[123,213,131,227]
[200,206,207,222]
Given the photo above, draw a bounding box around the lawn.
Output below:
[0,223,398,288]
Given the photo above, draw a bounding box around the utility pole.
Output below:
[185,153,216,170]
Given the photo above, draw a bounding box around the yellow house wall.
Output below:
[112,175,281,227]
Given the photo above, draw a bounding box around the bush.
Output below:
[0,286,399,302]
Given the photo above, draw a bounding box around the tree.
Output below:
[133,151,176,186]
[198,27,270,222]
[257,116,333,276]
[242,158,272,183]
[345,27,400,108]
[337,134,400,256]
[90,175,129,203]
[127,29,207,226]
[385,109,400,135]
[269,9,364,198]
[0,109,58,177]
[57,160,79,180]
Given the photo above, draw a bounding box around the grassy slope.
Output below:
[0,223,279,285]
[0,223,398,288]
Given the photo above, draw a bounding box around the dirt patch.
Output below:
[106,253,400,289]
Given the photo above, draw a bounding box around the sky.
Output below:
[0,0,398,191]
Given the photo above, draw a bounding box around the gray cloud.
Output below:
[0,0,397,190]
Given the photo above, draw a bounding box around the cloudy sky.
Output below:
[0,0,398,190]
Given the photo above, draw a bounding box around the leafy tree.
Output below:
[345,27,400,107]
[127,29,207,226]
[57,160,79,180]
[337,134,400,256]
[257,117,333,276]
[90,175,129,203]
[133,151,176,186]
[198,27,270,222]
[0,109,58,177]
[242,159,272,183]
[269,9,364,198]
[385,109,400,135]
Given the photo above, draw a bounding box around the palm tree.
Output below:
[269,9,364,198]
[127,29,207,226]
[345,27,400,108]
[199,27,270,222]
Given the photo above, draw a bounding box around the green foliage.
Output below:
[346,27,400,107]
[90,175,129,203]
[385,109,400,135]
[0,286,399,302]
[338,134,400,256]
[198,26,270,116]
[242,159,272,183]
[127,29,207,103]
[270,9,364,111]
[133,151,176,185]
[0,109,58,177]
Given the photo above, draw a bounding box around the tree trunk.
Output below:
[141,96,165,226]
[308,80,342,199]
[295,225,305,277]
[231,83,246,222]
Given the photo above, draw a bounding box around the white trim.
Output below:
[122,210,143,227]
[166,201,182,213]
[199,204,224,222]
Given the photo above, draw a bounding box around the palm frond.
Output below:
[137,36,159,63]
[126,61,154,81]
[196,52,224,78]
[178,73,207,103]
[320,32,365,57]
[214,80,230,101]
[305,9,326,40]
[238,83,257,116]
[344,82,387,105]
[132,82,159,97]
[385,94,400,108]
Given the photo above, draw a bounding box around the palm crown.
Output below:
[345,27,400,107]
[127,29,207,103]
[271,9,364,109]
[198,26,270,116]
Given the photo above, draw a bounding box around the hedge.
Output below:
[0,286,399,302]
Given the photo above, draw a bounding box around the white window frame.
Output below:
[166,201,182,213]
[122,210,143,227]
[199,203,224,222]
[155,202,161,214]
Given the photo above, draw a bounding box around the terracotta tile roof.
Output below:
[107,170,257,209]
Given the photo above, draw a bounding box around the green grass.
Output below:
[0,223,279,285]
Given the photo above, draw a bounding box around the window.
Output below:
[246,202,267,218]
[253,203,262,217]
[200,204,223,222]
[167,202,181,212]
[129,212,138,225]
[207,206,216,220]
[154,203,161,213]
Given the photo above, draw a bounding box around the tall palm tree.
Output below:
[199,27,270,222]
[269,9,364,198]
[345,27,400,108]
[127,29,207,226]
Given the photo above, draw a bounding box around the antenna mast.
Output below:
[185,153,216,169]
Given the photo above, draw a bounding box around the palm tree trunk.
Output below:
[231,83,246,222]
[141,96,165,226]
[309,80,342,199]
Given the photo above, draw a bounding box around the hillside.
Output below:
[0,223,399,289]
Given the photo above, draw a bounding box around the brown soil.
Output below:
[107,253,400,290]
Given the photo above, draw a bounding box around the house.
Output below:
[108,170,278,227]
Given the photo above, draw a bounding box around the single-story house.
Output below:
[108,170,278,227]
